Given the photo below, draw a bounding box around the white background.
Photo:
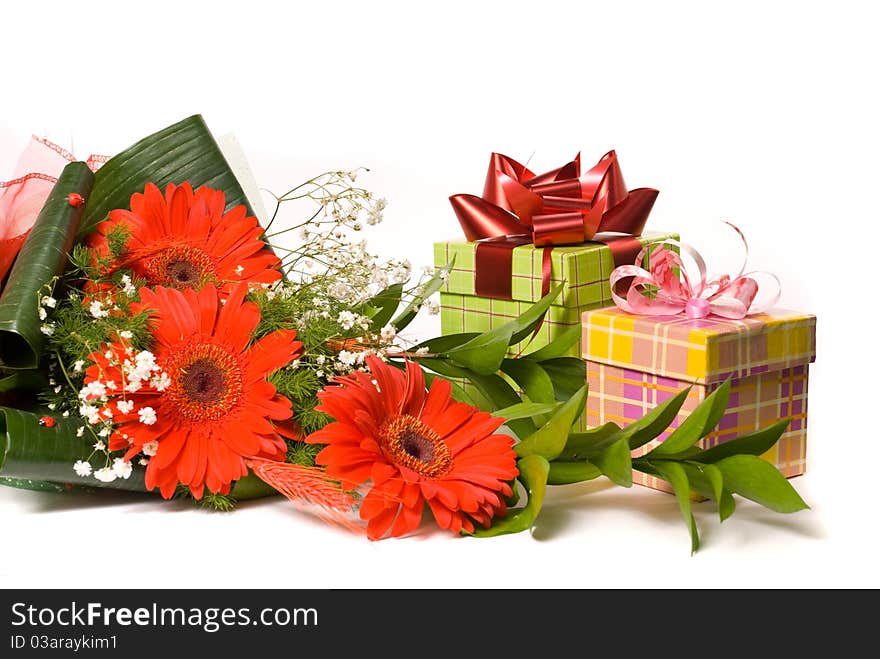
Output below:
[1,0,877,588]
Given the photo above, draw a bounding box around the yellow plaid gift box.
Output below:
[581,307,816,490]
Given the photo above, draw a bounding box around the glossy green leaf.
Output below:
[681,461,723,503]
[0,163,94,370]
[491,401,561,421]
[0,371,48,393]
[77,115,252,239]
[445,325,515,375]
[650,380,731,456]
[719,488,736,522]
[515,385,587,460]
[470,455,549,537]
[558,422,623,459]
[444,283,564,375]
[715,455,809,513]
[547,461,603,485]
[538,357,587,401]
[362,283,403,330]
[501,359,555,404]
[592,437,633,487]
[412,332,480,354]
[419,358,535,437]
[653,460,700,554]
[391,259,453,332]
[522,324,582,361]
[507,282,564,346]
[621,387,692,450]
[0,406,147,491]
[692,419,791,463]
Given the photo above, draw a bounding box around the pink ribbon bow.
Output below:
[609,223,780,319]
[0,136,106,286]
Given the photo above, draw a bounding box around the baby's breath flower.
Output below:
[73,460,92,477]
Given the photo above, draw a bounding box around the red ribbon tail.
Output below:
[597,187,659,235]
[449,193,524,242]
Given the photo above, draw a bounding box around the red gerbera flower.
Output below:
[82,284,303,499]
[87,182,280,293]
[306,356,519,539]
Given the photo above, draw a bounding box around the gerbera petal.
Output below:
[152,427,188,470]
[245,330,303,380]
[390,501,424,538]
[364,503,400,541]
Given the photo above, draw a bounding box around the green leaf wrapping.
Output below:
[0,406,147,491]
[714,455,810,513]
[0,163,94,370]
[471,454,550,537]
[77,115,253,239]
[538,357,587,401]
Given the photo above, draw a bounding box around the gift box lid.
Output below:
[435,230,678,308]
[581,307,816,384]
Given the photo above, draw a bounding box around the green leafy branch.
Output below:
[381,286,809,553]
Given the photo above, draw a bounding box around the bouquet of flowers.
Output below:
[0,116,807,552]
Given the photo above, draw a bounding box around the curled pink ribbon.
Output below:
[610,222,780,319]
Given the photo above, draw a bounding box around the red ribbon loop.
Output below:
[450,150,658,299]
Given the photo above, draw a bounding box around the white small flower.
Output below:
[41,296,57,309]
[151,372,171,391]
[421,265,435,277]
[97,427,110,437]
[142,440,159,457]
[76,426,85,437]
[93,440,106,451]
[73,360,85,373]
[40,324,55,336]
[112,458,133,480]
[290,360,300,370]
[119,330,133,340]
[138,406,157,425]
[104,350,113,359]
[348,170,358,182]
[62,410,70,417]
[73,460,92,477]
[89,300,109,318]
[380,324,397,343]
[338,350,359,366]
[38,307,47,321]
[426,298,440,315]
[93,467,116,483]
[53,385,62,393]
[337,310,356,330]
[235,265,244,276]
[47,403,57,411]
[138,458,149,466]
[316,355,327,366]
[415,346,431,355]
[117,399,135,414]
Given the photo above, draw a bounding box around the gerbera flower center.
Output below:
[164,341,243,421]
[379,415,452,478]
[143,244,216,289]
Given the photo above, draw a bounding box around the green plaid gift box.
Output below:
[435,230,678,352]
[434,231,678,426]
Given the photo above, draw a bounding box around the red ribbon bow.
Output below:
[449,150,658,299]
